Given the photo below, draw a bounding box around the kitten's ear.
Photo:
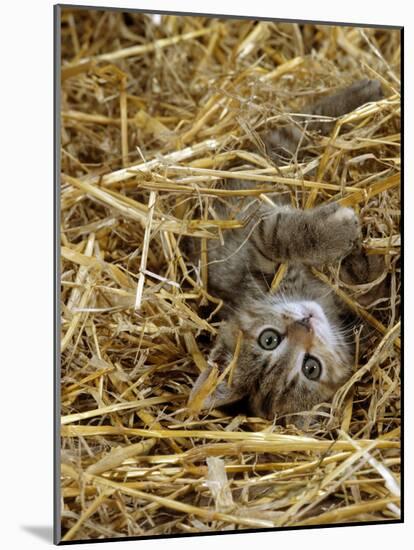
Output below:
[204,378,244,409]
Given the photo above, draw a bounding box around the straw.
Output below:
[60,10,401,540]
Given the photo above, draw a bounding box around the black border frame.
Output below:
[54,4,404,545]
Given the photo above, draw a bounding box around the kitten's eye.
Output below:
[258,329,281,350]
[302,355,322,380]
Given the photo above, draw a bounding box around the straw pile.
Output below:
[59,8,401,542]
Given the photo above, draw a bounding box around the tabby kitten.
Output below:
[189,79,384,422]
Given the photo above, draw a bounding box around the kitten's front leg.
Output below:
[251,203,360,265]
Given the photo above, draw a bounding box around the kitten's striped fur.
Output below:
[189,79,384,423]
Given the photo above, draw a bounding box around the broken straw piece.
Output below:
[206,457,234,512]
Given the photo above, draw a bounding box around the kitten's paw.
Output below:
[327,206,356,223]
[340,249,384,284]
[340,250,388,307]
[347,79,383,105]
[309,79,383,120]
[311,204,361,262]
[327,206,360,257]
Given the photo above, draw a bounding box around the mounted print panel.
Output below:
[56,5,402,544]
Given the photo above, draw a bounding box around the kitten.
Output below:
[188,79,384,423]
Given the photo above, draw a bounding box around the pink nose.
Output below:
[288,317,314,346]
[295,316,312,331]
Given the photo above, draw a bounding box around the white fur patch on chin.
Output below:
[273,300,328,325]
[296,301,333,343]
[299,301,326,322]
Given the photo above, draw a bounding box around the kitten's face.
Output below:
[208,297,353,420]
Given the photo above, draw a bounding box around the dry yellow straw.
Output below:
[89,474,276,528]
[60,12,400,538]
[312,268,401,349]
[135,191,157,310]
[61,27,216,79]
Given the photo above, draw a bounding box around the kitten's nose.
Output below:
[287,316,313,347]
